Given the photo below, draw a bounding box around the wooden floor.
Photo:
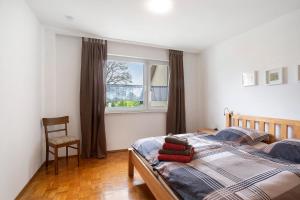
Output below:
[17,151,155,200]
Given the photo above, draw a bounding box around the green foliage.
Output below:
[107,100,143,108]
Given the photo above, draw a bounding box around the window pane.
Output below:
[106,60,144,108]
[150,64,169,107]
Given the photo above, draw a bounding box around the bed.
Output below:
[128,114,300,200]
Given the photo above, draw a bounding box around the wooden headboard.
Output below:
[226,113,300,142]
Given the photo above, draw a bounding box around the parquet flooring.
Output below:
[17,151,155,200]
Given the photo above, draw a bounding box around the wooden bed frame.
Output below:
[226,113,300,142]
[128,113,300,200]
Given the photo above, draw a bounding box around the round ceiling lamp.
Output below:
[147,0,173,15]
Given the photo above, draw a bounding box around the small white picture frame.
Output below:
[242,71,256,87]
[265,68,283,85]
[298,65,300,81]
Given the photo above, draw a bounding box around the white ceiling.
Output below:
[27,0,300,52]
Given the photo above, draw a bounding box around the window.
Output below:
[106,59,144,109]
[105,56,169,112]
[149,64,169,107]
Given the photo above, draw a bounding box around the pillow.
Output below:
[263,139,300,163]
[213,126,269,145]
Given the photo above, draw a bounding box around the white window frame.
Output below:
[105,55,168,114]
[147,61,169,112]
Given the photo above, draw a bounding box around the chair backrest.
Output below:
[42,116,69,144]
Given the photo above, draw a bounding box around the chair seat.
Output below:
[48,135,79,145]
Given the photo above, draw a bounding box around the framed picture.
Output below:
[242,71,256,87]
[265,68,283,85]
[298,65,300,81]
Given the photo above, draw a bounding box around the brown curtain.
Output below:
[166,50,186,134]
[80,38,107,158]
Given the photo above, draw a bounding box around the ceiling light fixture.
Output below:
[147,0,173,15]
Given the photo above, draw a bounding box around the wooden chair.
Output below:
[42,116,80,175]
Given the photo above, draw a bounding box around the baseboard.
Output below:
[107,149,128,153]
[15,155,77,199]
[15,161,45,200]
[15,150,127,198]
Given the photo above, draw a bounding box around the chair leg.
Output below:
[77,142,80,167]
[66,146,68,162]
[46,145,49,168]
[54,147,58,175]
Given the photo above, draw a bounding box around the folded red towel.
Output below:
[159,146,194,156]
[163,142,187,151]
[158,153,194,163]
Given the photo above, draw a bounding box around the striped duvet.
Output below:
[132,133,300,200]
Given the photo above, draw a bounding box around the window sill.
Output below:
[105,109,167,115]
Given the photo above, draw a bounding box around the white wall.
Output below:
[200,9,300,130]
[0,0,42,199]
[42,32,201,153]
